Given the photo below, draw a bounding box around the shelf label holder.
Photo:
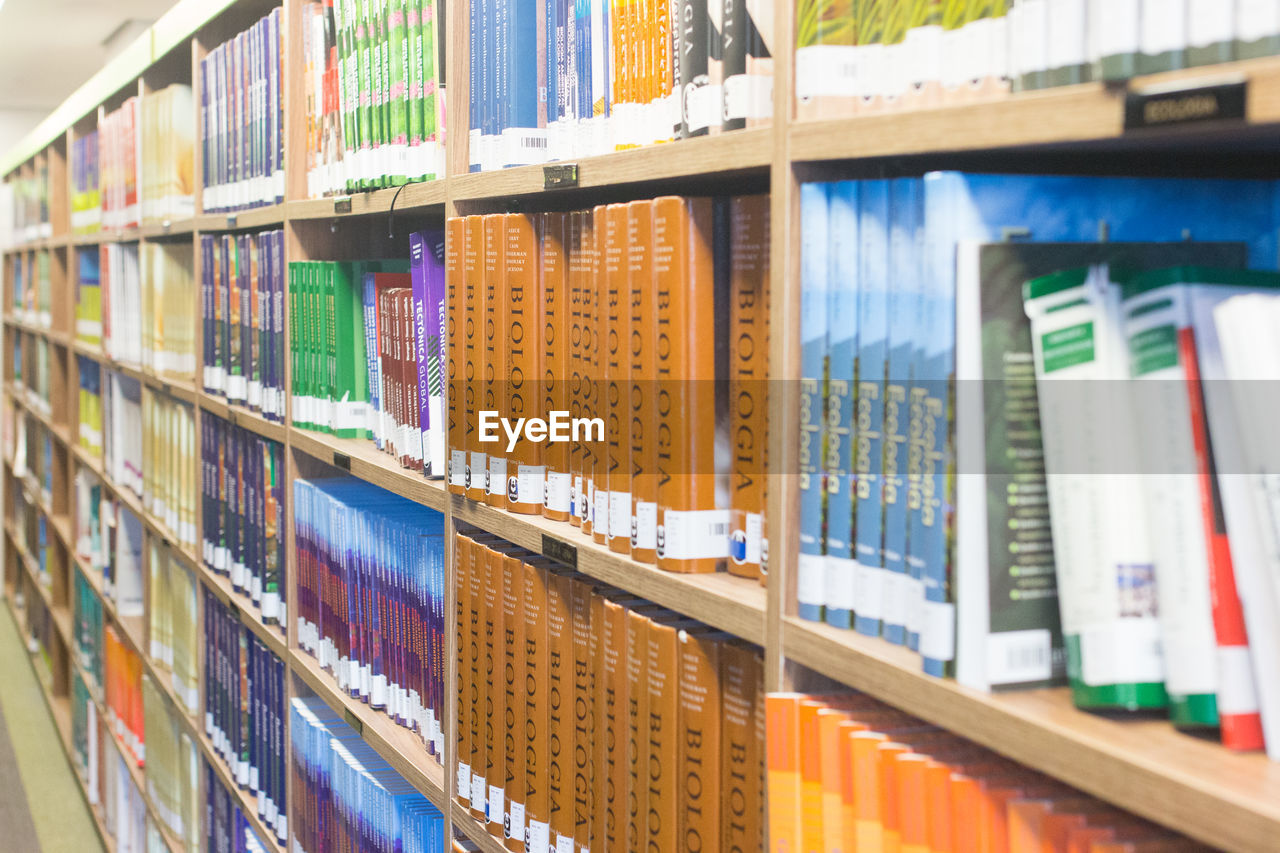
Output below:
[333,452,352,471]
[541,534,578,568]
[334,196,353,214]
[344,708,364,734]
[543,164,579,189]
[1124,76,1246,131]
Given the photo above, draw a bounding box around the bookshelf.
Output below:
[2,1,1279,852]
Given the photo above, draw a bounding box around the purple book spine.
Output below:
[425,230,447,477]
[409,232,430,470]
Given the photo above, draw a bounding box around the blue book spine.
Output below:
[854,179,890,638]
[545,0,559,133]
[508,0,541,165]
[576,0,592,125]
[797,182,829,623]
[881,178,918,647]
[824,180,859,630]
[903,181,926,652]
[469,0,481,170]
[486,0,500,165]
[363,273,383,448]
[203,236,215,392]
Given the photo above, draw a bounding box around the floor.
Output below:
[0,603,104,853]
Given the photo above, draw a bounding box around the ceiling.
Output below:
[0,0,175,113]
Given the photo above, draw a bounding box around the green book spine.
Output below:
[332,262,370,438]
[378,0,393,186]
[371,0,386,187]
[336,0,358,193]
[422,0,439,180]
[357,0,376,189]
[289,264,301,427]
[388,0,410,186]
[324,263,337,433]
[406,0,425,181]
[309,262,323,431]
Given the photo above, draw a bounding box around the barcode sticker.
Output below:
[471,775,487,812]
[457,762,470,795]
[545,471,572,513]
[853,563,884,620]
[609,491,632,541]
[450,450,468,487]
[527,820,551,853]
[517,464,546,506]
[658,509,730,561]
[825,555,856,611]
[986,629,1052,686]
[919,600,956,662]
[633,501,657,551]
[488,457,507,497]
[507,801,526,842]
[1080,620,1164,687]
[795,45,859,98]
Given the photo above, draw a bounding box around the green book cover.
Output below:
[289,263,301,427]
[357,0,376,189]
[336,0,359,193]
[407,0,424,179]
[309,261,324,431]
[371,0,387,187]
[333,262,372,438]
[422,0,439,180]
[387,0,409,186]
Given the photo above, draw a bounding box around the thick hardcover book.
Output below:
[542,213,573,521]
[727,194,770,581]
[677,629,722,849]
[484,213,509,506]
[501,551,528,848]
[722,640,763,853]
[654,195,729,573]
[624,608,652,850]
[797,183,828,619]
[522,560,552,849]
[645,618,683,851]
[628,199,658,564]
[465,215,488,500]
[506,213,545,514]
[447,218,468,493]
[455,533,474,806]
[604,202,632,554]
[589,205,609,541]
[546,569,574,850]
[570,577,597,852]
[568,211,588,527]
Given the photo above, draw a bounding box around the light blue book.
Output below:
[797,182,830,623]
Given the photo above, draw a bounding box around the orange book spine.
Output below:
[483,213,508,507]
[817,708,847,848]
[505,212,544,515]
[624,609,652,850]
[654,195,729,573]
[597,597,629,853]
[628,199,658,564]
[464,215,487,501]
[645,619,681,851]
[677,629,722,851]
[896,754,933,853]
[455,533,473,805]
[568,211,588,528]
[724,642,765,853]
[466,535,487,817]
[797,700,826,853]
[541,212,572,521]
[484,545,508,835]
[587,588,608,850]
[590,205,609,542]
[521,561,552,851]
[569,579,597,852]
[445,217,467,493]
[603,202,631,553]
[547,570,574,851]
[728,194,770,580]
[502,553,528,850]
[765,693,803,853]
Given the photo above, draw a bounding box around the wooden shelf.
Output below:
[4,234,68,252]
[289,427,448,512]
[449,128,773,202]
[287,179,446,220]
[452,494,767,643]
[451,810,508,853]
[198,393,286,444]
[783,616,1280,853]
[4,314,71,347]
[7,382,70,446]
[194,204,286,231]
[72,341,200,406]
[290,648,448,808]
[196,560,289,660]
[5,520,73,646]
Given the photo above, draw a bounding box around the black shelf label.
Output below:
[544,164,579,189]
[343,708,363,735]
[542,534,578,568]
[1125,79,1246,131]
[334,196,353,214]
[333,452,352,471]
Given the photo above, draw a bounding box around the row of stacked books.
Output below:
[78,357,105,458]
[105,621,145,766]
[204,588,289,845]
[207,758,275,853]
[293,476,446,753]
[11,250,52,327]
[99,497,145,622]
[301,0,445,197]
[138,84,196,225]
[201,414,287,630]
[454,529,766,852]
[143,673,201,846]
[287,233,447,472]
[794,1,1280,121]
[9,158,51,241]
[147,540,200,713]
[445,196,770,579]
[767,692,1203,851]
[468,0,774,171]
[200,8,285,213]
[98,98,142,231]
[201,229,287,421]
[71,130,102,234]
[99,241,198,380]
[141,389,197,550]
[74,565,105,686]
[797,171,1280,757]
[71,670,102,808]
[290,696,447,853]
[11,330,52,417]
[77,247,103,346]
[103,371,143,498]
[12,485,52,587]
[75,468,108,573]
[103,718,150,853]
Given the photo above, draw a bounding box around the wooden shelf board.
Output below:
[451,810,509,853]
[782,615,1280,853]
[195,204,287,231]
[5,521,73,647]
[72,343,200,405]
[290,648,448,808]
[287,179,447,220]
[1,234,69,253]
[196,561,290,660]
[198,393,287,443]
[138,219,198,238]
[448,128,773,202]
[289,427,448,512]
[7,383,71,446]
[4,314,72,347]
[450,495,768,643]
